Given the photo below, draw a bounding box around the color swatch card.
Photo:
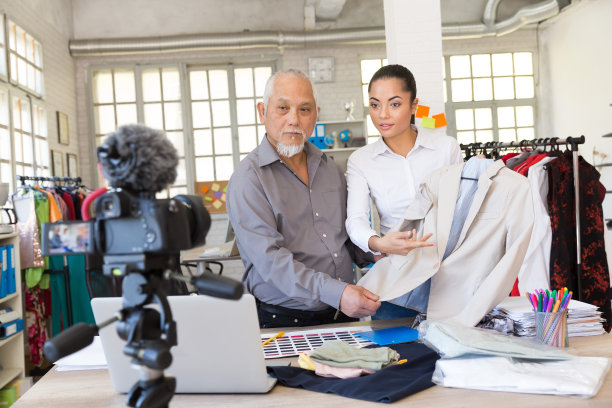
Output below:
[354,326,419,346]
[261,326,374,359]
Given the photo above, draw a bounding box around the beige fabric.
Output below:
[357,160,534,327]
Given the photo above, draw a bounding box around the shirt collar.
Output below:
[373,125,437,156]
[257,134,325,167]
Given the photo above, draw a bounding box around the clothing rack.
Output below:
[460,136,586,300]
[17,175,82,186]
[16,174,84,326]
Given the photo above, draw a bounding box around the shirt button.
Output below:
[315,212,319,216]
[294,318,299,323]
[322,233,327,238]
[334,253,338,257]
[310,189,312,193]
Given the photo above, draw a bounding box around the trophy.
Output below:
[344,101,355,121]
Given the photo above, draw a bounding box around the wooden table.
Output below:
[13,320,612,407]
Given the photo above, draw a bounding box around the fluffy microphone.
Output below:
[97,124,178,194]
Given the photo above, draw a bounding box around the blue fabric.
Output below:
[267,342,439,403]
[372,301,420,320]
[385,157,494,315]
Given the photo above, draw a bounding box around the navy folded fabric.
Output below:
[267,342,439,403]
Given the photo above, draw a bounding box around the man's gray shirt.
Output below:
[226,137,354,311]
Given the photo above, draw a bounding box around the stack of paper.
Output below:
[54,336,108,371]
[488,297,605,337]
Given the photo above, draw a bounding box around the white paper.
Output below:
[55,336,108,371]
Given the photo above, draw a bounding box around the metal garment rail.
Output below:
[460,136,586,300]
[17,175,82,185]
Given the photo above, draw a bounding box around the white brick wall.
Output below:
[0,0,78,176]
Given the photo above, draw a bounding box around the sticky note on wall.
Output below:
[432,113,447,128]
[416,105,430,118]
[422,117,435,129]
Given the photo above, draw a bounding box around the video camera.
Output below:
[40,125,242,408]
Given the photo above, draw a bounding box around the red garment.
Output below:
[62,192,76,220]
[501,152,520,163]
[517,154,547,176]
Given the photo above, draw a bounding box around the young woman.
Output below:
[346,64,462,319]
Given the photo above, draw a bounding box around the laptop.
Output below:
[91,294,276,393]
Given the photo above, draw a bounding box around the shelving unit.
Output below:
[0,232,24,389]
[314,120,367,171]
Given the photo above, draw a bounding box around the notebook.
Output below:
[91,294,276,393]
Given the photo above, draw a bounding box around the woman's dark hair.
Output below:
[368,64,417,101]
[368,64,418,123]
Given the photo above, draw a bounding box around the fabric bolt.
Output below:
[346,126,462,254]
[308,340,399,370]
[227,137,370,311]
[358,160,534,326]
[268,342,440,403]
[547,151,611,332]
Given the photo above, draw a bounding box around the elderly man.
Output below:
[227,69,380,328]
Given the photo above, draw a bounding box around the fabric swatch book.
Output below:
[354,326,419,346]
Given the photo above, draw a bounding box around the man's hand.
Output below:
[339,284,381,318]
[368,229,435,256]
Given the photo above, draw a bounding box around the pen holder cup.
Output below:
[534,310,569,348]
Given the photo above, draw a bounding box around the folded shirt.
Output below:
[308,340,399,370]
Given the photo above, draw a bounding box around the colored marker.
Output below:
[262,331,284,346]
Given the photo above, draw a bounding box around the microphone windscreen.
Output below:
[43,323,98,362]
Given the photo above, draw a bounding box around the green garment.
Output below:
[308,340,400,370]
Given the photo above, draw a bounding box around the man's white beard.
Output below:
[276,129,306,158]
[276,141,304,158]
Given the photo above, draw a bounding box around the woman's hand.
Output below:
[368,229,435,256]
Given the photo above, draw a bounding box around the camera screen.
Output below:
[41,221,94,256]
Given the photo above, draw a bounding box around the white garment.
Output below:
[357,160,534,326]
[346,128,461,253]
[517,156,556,293]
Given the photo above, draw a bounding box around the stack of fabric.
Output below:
[486,296,605,337]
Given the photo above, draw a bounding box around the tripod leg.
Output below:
[126,376,176,408]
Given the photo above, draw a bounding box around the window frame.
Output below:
[443,50,538,144]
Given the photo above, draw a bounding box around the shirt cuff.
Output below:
[356,228,381,255]
[319,278,349,309]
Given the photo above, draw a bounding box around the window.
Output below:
[360,58,387,144]
[11,96,47,180]
[189,65,269,183]
[90,62,274,194]
[0,17,7,78]
[0,88,11,191]
[8,19,44,95]
[444,52,536,144]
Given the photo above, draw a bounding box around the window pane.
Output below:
[515,76,534,99]
[116,104,137,127]
[451,79,472,102]
[236,99,256,125]
[211,100,230,127]
[190,71,209,100]
[473,78,492,101]
[497,107,515,128]
[142,69,161,102]
[215,155,234,180]
[23,134,33,164]
[175,158,186,185]
[443,80,447,103]
[493,77,514,100]
[513,52,533,75]
[144,103,163,129]
[492,53,513,76]
[169,186,188,196]
[254,67,272,96]
[164,102,182,130]
[0,129,10,160]
[361,60,382,83]
[499,128,517,142]
[114,70,136,103]
[258,125,266,142]
[14,133,22,161]
[95,105,116,134]
[165,131,184,157]
[456,131,475,145]
[471,54,491,77]
[195,157,214,181]
[40,140,49,166]
[517,127,535,140]
[455,109,474,130]
[475,130,494,142]
[515,106,534,127]
[191,102,211,128]
[366,115,378,136]
[474,108,492,129]
[194,129,212,156]
[234,68,254,98]
[1,163,12,189]
[450,55,471,78]
[362,84,369,106]
[162,68,181,101]
[213,127,232,155]
[209,70,229,99]
[238,125,257,153]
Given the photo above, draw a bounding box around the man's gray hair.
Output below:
[262,69,318,115]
